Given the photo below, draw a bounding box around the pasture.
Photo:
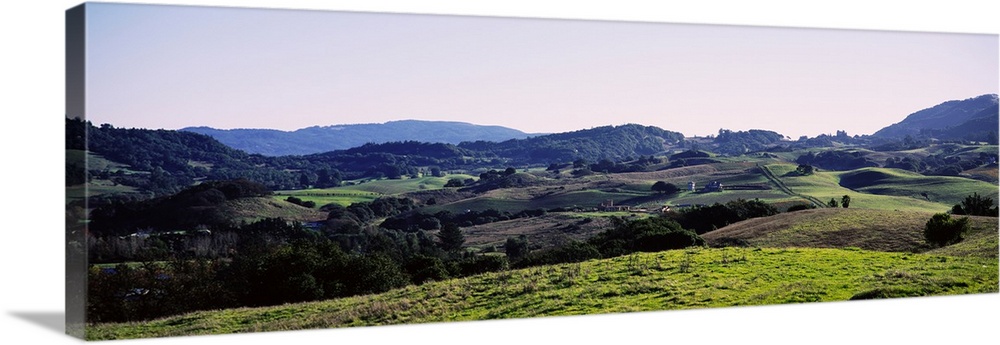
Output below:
[86,246,998,340]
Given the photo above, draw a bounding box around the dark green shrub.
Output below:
[924,213,970,247]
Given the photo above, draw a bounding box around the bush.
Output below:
[786,204,815,212]
[924,213,970,247]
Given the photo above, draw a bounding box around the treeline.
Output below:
[73,119,692,200]
[458,124,683,164]
[88,211,711,323]
[669,198,779,234]
[713,129,785,155]
[88,213,509,323]
[88,179,273,237]
[883,150,997,177]
[796,151,878,171]
[378,208,548,232]
[511,216,704,268]
[70,118,345,197]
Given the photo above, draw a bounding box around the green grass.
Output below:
[338,175,476,195]
[218,198,327,223]
[86,247,998,340]
[766,163,961,212]
[425,189,648,213]
[274,175,478,207]
[704,208,998,257]
[272,190,380,208]
[837,167,998,207]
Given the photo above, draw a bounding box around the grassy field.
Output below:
[338,175,477,195]
[703,208,998,256]
[836,167,998,207]
[275,175,478,207]
[766,163,962,212]
[219,197,327,223]
[86,246,998,340]
[272,190,381,208]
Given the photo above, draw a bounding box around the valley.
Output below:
[67,94,1000,340]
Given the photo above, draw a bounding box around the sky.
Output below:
[84,3,998,139]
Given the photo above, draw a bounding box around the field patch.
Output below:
[219,197,327,223]
[703,208,998,258]
[837,167,998,207]
[767,163,957,212]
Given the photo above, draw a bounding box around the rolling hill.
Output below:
[702,208,998,256]
[183,120,537,156]
[85,246,998,340]
[873,94,999,141]
[837,167,999,206]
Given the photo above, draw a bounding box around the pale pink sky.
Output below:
[86,3,998,138]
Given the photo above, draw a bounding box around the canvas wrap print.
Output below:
[65,2,1000,341]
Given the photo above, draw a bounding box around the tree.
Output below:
[924,213,970,247]
[651,181,679,194]
[437,223,465,252]
[796,164,814,175]
[444,178,464,187]
[951,193,997,216]
[841,195,851,208]
[504,235,530,262]
[827,198,839,207]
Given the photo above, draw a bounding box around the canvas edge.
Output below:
[66,2,87,340]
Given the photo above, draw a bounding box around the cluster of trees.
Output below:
[75,119,702,201]
[582,156,664,174]
[670,198,780,234]
[323,197,419,234]
[71,118,346,197]
[88,210,509,323]
[924,213,970,247]
[88,179,273,237]
[285,196,317,208]
[883,151,997,177]
[713,129,785,155]
[796,150,878,171]
[459,124,683,165]
[379,208,548,232]
[512,216,704,268]
[827,195,851,208]
[950,193,998,217]
[826,195,851,208]
[651,181,680,194]
[923,193,997,248]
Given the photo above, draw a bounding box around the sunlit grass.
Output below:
[87,247,998,340]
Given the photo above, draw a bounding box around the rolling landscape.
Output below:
[67,94,1000,340]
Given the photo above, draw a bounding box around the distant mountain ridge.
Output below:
[873,94,998,141]
[182,120,538,156]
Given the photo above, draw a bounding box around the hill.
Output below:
[836,167,998,207]
[85,246,998,340]
[183,120,536,156]
[873,94,999,141]
[87,180,325,236]
[457,123,684,164]
[702,208,998,256]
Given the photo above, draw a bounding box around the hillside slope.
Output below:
[873,94,998,140]
[836,167,998,207]
[702,208,998,256]
[86,247,998,340]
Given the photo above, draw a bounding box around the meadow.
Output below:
[86,246,998,340]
